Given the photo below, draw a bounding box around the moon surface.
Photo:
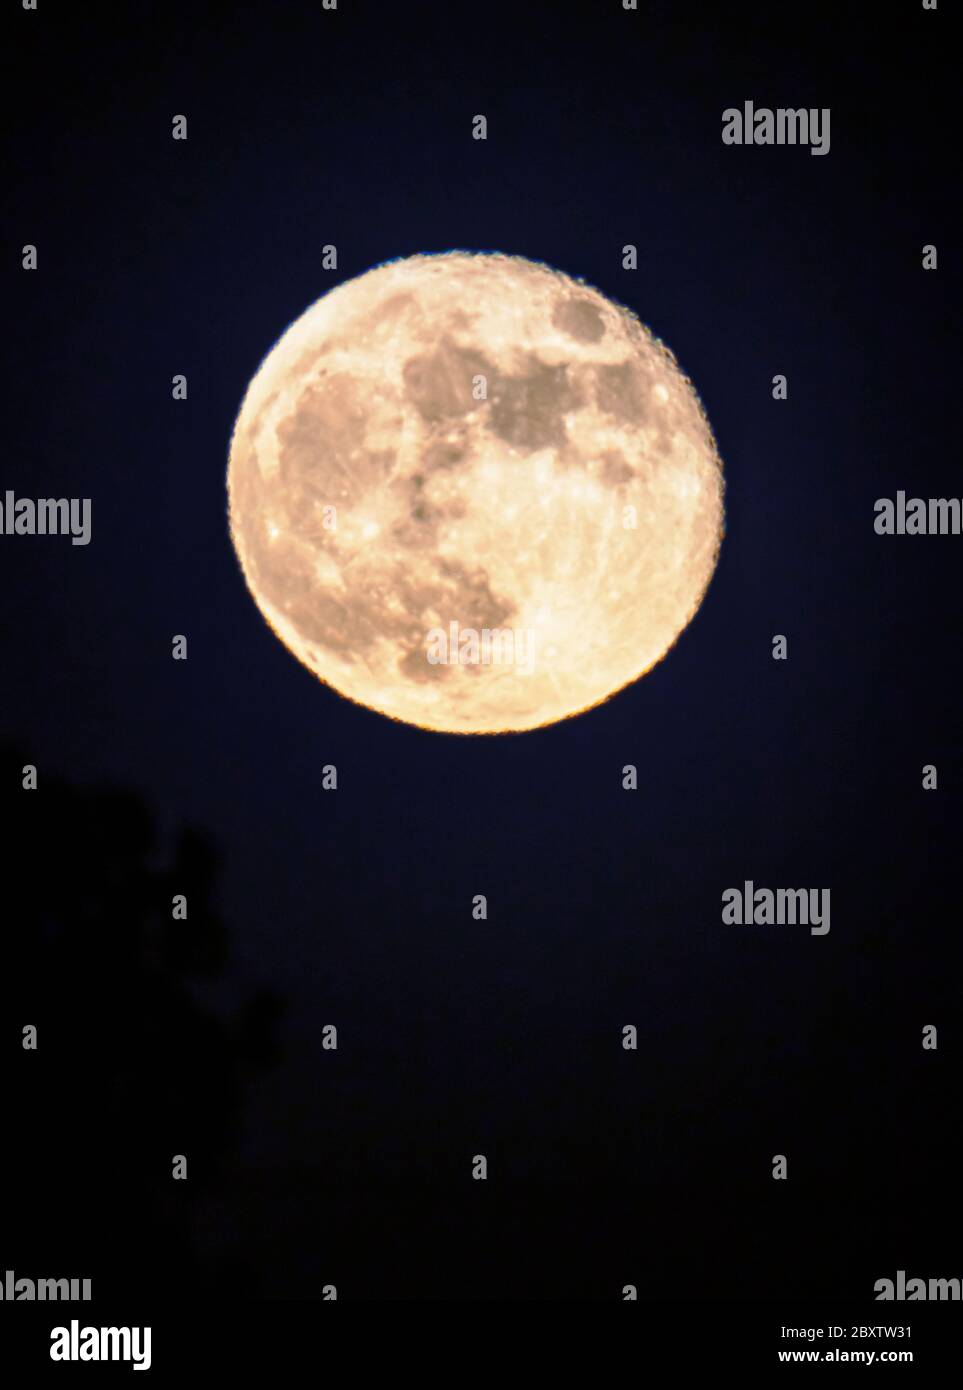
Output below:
[227,252,724,733]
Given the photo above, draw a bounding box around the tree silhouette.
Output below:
[4,744,282,1298]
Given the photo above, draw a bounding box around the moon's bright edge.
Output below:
[227,252,725,734]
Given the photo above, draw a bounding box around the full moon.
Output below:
[227,252,724,733]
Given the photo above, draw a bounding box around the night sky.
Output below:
[3,0,960,1303]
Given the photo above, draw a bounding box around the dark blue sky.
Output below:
[3,1,960,1298]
